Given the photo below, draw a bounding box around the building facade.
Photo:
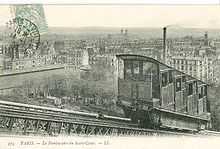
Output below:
[171,56,215,83]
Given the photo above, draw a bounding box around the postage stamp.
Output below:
[6,17,40,58]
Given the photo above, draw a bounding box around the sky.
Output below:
[1,5,220,28]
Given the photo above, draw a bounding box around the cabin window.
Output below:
[118,59,124,79]
[143,61,157,80]
[204,86,207,96]
[194,81,198,93]
[133,61,139,74]
[143,62,153,74]
[207,100,210,112]
[168,70,173,83]
[124,60,133,80]
[124,60,157,81]
[139,61,143,79]
[176,78,181,92]
[188,83,193,96]
[133,61,140,79]
[199,87,203,99]
[162,72,168,87]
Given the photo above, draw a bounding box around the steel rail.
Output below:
[0,106,196,136]
[0,107,132,127]
[0,102,217,137]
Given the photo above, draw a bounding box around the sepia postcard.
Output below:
[1,2,220,149]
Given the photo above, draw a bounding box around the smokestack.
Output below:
[204,31,208,46]
[163,27,167,63]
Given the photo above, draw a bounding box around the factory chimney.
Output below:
[204,31,208,46]
[163,27,167,63]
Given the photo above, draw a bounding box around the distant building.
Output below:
[89,54,115,67]
[11,56,47,70]
[171,56,215,83]
[56,47,90,70]
[210,40,220,49]
[168,31,218,84]
[124,29,128,36]
[120,29,124,34]
[0,42,57,71]
[54,41,65,53]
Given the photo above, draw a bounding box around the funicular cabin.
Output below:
[116,54,211,131]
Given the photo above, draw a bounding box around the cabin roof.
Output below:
[116,54,208,85]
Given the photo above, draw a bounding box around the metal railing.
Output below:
[0,100,218,137]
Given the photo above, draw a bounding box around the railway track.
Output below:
[0,100,217,137]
